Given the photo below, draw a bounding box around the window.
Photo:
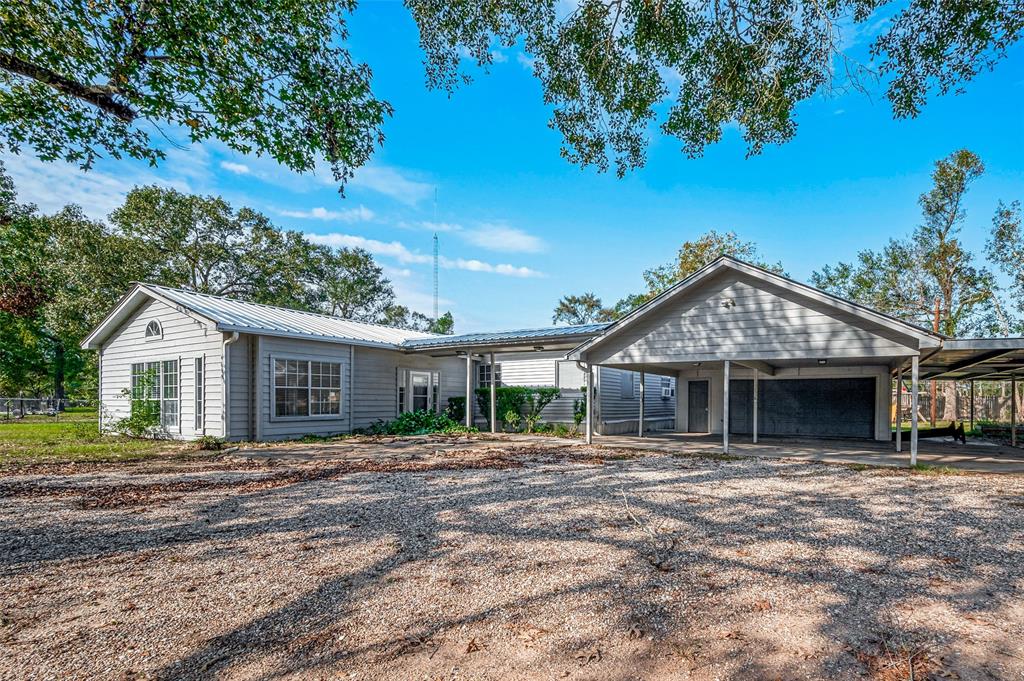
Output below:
[195,357,205,432]
[144,320,162,339]
[397,369,442,414]
[273,358,342,418]
[130,360,178,429]
[478,363,501,388]
[620,371,638,399]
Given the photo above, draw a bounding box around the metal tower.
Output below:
[432,232,439,321]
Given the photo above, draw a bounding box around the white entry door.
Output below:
[410,371,431,412]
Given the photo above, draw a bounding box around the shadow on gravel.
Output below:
[2,447,1022,680]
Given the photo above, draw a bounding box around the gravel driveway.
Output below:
[1,440,1023,680]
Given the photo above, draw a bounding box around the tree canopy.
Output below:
[2,1,1022,181]
[0,165,451,399]
[552,292,608,325]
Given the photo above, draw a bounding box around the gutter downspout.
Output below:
[222,331,240,440]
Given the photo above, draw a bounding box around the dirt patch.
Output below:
[1,441,1022,680]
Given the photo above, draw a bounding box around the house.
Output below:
[80,283,668,440]
[81,257,1023,459]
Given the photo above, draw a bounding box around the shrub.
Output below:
[195,435,226,451]
[474,386,530,430]
[572,387,587,434]
[446,396,466,422]
[359,409,477,436]
[114,371,163,438]
[524,387,561,433]
[503,408,521,432]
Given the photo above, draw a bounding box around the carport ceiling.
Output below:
[916,338,1024,380]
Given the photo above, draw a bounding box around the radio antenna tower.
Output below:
[432,232,439,322]
[432,188,439,321]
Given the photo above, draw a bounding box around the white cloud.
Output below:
[220,161,251,175]
[0,152,190,219]
[459,223,545,253]
[306,232,544,277]
[517,52,536,71]
[278,205,374,222]
[412,220,462,233]
[346,165,434,205]
[490,50,509,63]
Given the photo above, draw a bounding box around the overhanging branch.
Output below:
[0,51,137,122]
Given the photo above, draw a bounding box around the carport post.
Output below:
[465,352,473,428]
[969,380,975,432]
[752,368,759,444]
[489,352,496,434]
[585,364,593,445]
[1012,374,1018,447]
[895,367,903,453]
[723,360,730,454]
[638,371,645,437]
[910,355,919,466]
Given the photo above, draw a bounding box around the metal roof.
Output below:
[144,284,438,347]
[916,338,1024,380]
[401,323,611,350]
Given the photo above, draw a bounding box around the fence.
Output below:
[895,381,1020,425]
[0,398,92,421]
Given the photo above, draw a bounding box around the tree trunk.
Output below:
[941,381,958,422]
[52,340,66,409]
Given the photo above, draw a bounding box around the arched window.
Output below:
[145,320,162,339]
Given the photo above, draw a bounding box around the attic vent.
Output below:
[145,320,162,339]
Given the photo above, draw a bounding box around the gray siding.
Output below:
[99,298,224,438]
[351,346,465,431]
[588,270,917,365]
[597,366,676,433]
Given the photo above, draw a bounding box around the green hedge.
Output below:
[474,386,562,433]
[358,410,476,436]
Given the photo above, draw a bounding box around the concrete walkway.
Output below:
[593,431,1024,474]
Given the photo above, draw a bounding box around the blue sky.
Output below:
[3,3,1023,332]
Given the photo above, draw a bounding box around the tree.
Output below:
[988,201,1024,331]
[604,230,782,317]
[0,0,388,186]
[409,0,1024,174]
[552,292,610,325]
[321,248,395,321]
[381,305,455,334]
[109,186,329,311]
[3,2,1021,181]
[813,149,1000,421]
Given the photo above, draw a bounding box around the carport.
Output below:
[567,256,1023,465]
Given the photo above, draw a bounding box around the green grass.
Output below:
[0,409,180,466]
[909,462,963,476]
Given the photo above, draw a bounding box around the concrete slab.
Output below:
[592,432,1024,474]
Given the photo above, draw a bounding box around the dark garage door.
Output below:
[729,378,875,439]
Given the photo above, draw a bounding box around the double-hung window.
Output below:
[478,363,501,388]
[130,360,179,429]
[273,358,342,418]
[194,357,205,432]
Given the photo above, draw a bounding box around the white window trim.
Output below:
[269,353,345,422]
[397,367,442,414]
[144,320,163,340]
[129,356,180,432]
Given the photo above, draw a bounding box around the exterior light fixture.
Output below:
[533,345,544,351]
[818,359,827,365]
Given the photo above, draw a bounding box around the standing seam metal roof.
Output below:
[400,323,611,349]
[144,284,438,346]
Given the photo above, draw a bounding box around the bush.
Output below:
[503,408,521,432]
[446,396,466,422]
[359,409,477,436]
[195,435,226,451]
[475,386,530,431]
[524,387,560,433]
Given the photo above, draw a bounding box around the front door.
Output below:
[687,380,709,433]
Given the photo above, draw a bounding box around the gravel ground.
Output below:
[1,441,1023,680]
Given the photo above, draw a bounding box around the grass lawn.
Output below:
[0,408,181,466]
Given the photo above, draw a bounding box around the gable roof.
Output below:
[81,283,438,350]
[567,256,943,360]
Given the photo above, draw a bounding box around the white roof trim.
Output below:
[80,284,220,350]
[567,256,942,360]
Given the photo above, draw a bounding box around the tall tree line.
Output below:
[0,164,452,400]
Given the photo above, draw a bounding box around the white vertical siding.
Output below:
[99,298,224,438]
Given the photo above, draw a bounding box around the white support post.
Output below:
[638,371,645,438]
[723,360,730,454]
[895,367,903,453]
[752,368,759,445]
[489,352,497,434]
[465,352,473,428]
[1012,374,1018,448]
[910,355,919,466]
[585,364,594,445]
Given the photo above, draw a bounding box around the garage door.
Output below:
[729,378,875,439]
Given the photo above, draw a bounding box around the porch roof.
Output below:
[914,338,1024,380]
[401,323,609,355]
